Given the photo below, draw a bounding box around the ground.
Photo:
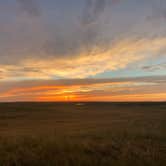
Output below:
[0,102,165,166]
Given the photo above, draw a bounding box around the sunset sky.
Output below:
[0,0,166,102]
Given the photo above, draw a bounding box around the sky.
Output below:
[0,0,166,102]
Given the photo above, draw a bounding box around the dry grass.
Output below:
[0,102,165,166]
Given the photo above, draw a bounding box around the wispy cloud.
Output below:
[82,0,120,25]
[82,0,106,25]
[0,36,166,80]
[0,76,165,102]
[142,62,166,72]
[17,0,41,16]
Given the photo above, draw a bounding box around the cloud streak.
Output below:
[0,76,165,102]
[142,62,166,72]
[0,36,166,80]
[82,0,120,25]
[17,0,41,16]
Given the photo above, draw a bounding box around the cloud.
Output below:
[156,0,166,18]
[42,0,121,58]
[82,0,120,25]
[0,76,165,102]
[0,0,166,82]
[0,36,166,80]
[82,0,106,25]
[17,0,41,16]
[147,0,166,21]
[142,62,166,72]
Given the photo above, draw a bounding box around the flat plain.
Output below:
[0,102,165,166]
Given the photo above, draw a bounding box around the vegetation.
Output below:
[0,102,165,166]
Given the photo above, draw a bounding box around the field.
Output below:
[0,102,165,166]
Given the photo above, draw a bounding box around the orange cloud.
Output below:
[0,85,68,98]
[0,76,165,102]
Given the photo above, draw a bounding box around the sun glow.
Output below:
[37,94,77,102]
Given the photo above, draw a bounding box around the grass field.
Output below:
[0,102,165,166]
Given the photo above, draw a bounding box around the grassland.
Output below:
[0,102,165,166]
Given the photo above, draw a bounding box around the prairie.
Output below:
[0,102,165,166]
